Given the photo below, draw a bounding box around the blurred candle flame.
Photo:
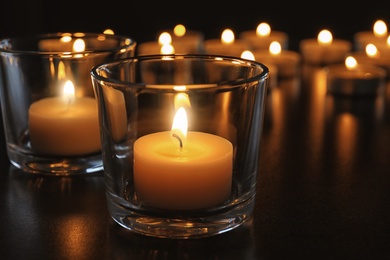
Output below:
[221,29,235,45]
[318,29,333,45]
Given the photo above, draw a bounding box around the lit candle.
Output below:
[324,56,386,96]
[28,80,100,155]
[354,19,389,52]
[156,24,205,54]
[204,28,250,57]
[351,43,390,77]
[133,105,233,210]
[252,41,300,78]
[239,22,289,51]
[300,29,352,65]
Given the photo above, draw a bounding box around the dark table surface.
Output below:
[1,64,390,259]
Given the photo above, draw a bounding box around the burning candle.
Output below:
[133,105,233,210]
[28,80,100,155]
[239,22,289,51]
[252,41,300,78]
[324,56,386,96]
[204,28,249,57]
[300,29,352,65]
[354,19,389,51]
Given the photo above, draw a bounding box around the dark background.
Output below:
[2,0,390,52]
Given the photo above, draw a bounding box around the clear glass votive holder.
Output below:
[91,54,269,238]
[0,32,136,176]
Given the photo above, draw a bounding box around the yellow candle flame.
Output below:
[158,32,172,45]
[365,43,380,58]
[318,29,333,45]
[221,29,235,45]
[173,24,186,37]
[171,107,188,149]
[241,50,255,60]
[63,80,75,105]
[345,56,358,70]
[373,20,388,37]
[256,22,271,37]
[269,41,282,55]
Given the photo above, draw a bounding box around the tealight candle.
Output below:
[324,56,387,96]
[156,24,205,54]
[29,80,100,156]
[252,41,300,78]
[300,29,352,66]
[239,22,289,51]
[354,19,389,51]
[351,43,390,77]
[134,106,233,210]
[204,28,250,57]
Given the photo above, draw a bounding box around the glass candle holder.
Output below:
[0,32,136,176]
[91,54,269,239]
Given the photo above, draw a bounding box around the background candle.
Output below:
[324,56,387,96]
[29,81,100,156]
[204,28,250,57]
[354,19,389,51]
[300,29,352,66]
[134,130,233,210]
[239,22,289,51]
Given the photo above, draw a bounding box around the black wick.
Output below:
[171,133,183,149]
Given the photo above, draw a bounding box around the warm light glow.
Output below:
[241,50,255,60]
[158,32,172,45]
[72,39,85,52]
[173,85,187,91]
[60,36,72,43]
[160,44,175,54]
[103,29,115,35]
[345,56,358,70]
[365,43,380,58]
[221,29,235,45]
[373,19,388,37]
[174,93,191,109]
[269,41,282,55]
[317,29,333,45]
[174,24,186,37]
[256,22,271,37]
[171,107,188,148]
[63,80,75,104]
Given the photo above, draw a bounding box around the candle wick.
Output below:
[171,133,183,149]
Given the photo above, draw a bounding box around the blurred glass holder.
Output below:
[0,32,136,176]
[91,54,269,238]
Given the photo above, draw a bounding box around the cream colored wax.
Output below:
[134,131,233,210]
[28,97,100,156]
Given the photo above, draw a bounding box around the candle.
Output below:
[300,29,352,65]
[156,24,205,54]
[324,56,386,96]
[28,80,100,156]
[134,106,233,210]
[204,28,250,57]
[351,43,390,77]
[354,19,389,51]
[239,22,289,51]
[252,41,300,78]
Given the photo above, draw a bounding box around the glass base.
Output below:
[107,192,255,239]
[7,144,103,176]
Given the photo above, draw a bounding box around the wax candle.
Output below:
[253,41,300,78]
[204,28,250,57]
[134,106,233,210]
[351,43,390,77]
[324,56,386,96]
[300,29,352,65]
[239,22,289,51]
[354,19,389,51]
[28,80,100,156]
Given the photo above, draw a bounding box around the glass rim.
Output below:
[0,32,136,55]
[90,54,269,88]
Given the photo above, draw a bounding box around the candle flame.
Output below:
[173,24,186,37]
[318,29,333,45]
[221,29,235,45]
[63,80,75,104]
[241,50,255,60]
[365,43,380,58]
[345,56,358,70]
[103,28,115,35]
[373,20,387,37]
[158,32,172,45]
[160,43,175,54]
[174,93,191,109]
[269,41,281,55]
[256,22,271,37]
[72,39,85,52]
[171,107,188,148]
